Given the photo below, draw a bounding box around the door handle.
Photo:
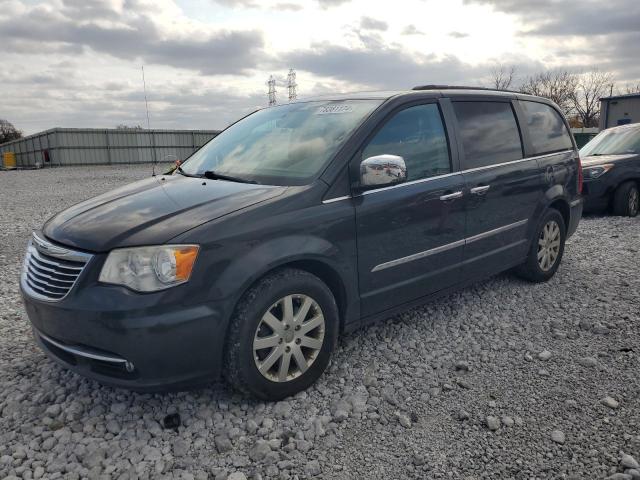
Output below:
[470,185,491,195]
[439,191,464,201]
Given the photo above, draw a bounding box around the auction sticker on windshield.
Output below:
[316,104,354,114]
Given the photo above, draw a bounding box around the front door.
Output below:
[354,102,466,317]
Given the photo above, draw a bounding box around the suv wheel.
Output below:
[224,268,338,400]
[613,181,639,217]
[515,208,566,283]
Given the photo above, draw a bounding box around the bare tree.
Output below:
[115,124,143,130]
[0,119,23,144]
[519,70,578,116]
[490,64,516,91]
[618,83,640,95]
[571,70,613,128]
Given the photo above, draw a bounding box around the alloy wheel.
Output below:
[253,294,325,382]
[537,220,561,272]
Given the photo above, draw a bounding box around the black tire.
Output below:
[223,268,338,400]
[515,208,566,283]
[612,181,639,217]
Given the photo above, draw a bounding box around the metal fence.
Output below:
[0,128,220,168]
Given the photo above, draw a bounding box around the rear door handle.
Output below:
[470,185,491,195]
[439,191,464,201]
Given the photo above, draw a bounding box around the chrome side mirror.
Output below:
[360,154,407,188]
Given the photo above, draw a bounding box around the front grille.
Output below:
[21,233,92,301]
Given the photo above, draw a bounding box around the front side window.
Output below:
[520,101,573,155]
[453,101,523,169]
[181,100,382,186]
[580,125,640,156]
[361,103,451,182]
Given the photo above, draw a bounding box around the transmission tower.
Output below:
[267,75,277,106]
[287,69,297,102]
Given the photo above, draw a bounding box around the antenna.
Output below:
[267,75,277,106]
[287,69,297,102]
[141,65,151,129]
[141,65,157,176]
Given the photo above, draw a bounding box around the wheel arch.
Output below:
[548,198,570,228]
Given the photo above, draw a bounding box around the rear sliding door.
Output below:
[451,99,543,279]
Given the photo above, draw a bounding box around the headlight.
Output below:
[99,245,199,292]
[584,164,614,179]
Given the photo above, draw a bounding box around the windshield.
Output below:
[580,126,640,157]
[181,100,382,185]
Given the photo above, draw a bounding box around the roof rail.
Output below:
[412,84,521,94]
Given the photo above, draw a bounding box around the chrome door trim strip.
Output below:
[372,239,466,272]
[360,171,460,196]
[371,219,529,272]
[322,195,351,204]
[353,150,575,197]
[465,219,528,244]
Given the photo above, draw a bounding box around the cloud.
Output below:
[463,0,640,82]
[316,0,350,8]
[0,1,265,76]
[210,0,258,7]
[449,31,469,38]
[401,24,424,36]
[464,0,640,36]
[281,42,491,89]
[273,2,303,11]
[360,16,388,31]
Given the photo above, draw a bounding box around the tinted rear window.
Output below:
[453,101,523,169]
[520,101,573,155]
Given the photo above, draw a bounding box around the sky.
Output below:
[1,0,639,135]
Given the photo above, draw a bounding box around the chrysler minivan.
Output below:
[21,87,583,400]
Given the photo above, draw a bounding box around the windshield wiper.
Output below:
[175,166,201,178]
[203,170,258,184]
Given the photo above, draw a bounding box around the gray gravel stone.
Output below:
[551,430,566,444]
[602,396,620,409]
[622,455,640,470]
[0,166,639,479]
[486,416,500,431]
[538,350,552,361]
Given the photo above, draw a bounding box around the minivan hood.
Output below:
[581,153,638,167]
[43,175,286,252]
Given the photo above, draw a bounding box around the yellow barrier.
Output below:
[2,152,16,169]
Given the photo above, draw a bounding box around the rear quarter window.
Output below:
[452,101,523,169]
[520,101,573,155]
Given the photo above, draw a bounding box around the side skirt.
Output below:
[346,256,527,333]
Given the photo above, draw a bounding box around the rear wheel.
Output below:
[612,181,639,217]
[515,208,566,283]
[224,268,338,400]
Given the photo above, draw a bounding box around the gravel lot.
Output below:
[1,165,639,480]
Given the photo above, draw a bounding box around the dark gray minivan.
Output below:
[21,87,583,400]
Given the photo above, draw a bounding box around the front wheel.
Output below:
[515,208,566,283]
[612,181,639,217]
[224,268,338,400]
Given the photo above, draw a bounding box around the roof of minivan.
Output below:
[299,87,549,103]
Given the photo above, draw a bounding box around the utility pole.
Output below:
[267,75,277,106]
[287,69,297,102]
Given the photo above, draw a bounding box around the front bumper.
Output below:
[582,179,611,212]
[22,282,228,392]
